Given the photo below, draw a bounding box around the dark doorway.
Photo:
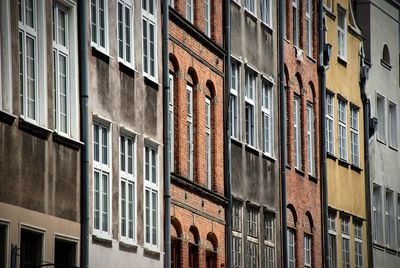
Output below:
[20,229,43,268]
[54,239,76,268]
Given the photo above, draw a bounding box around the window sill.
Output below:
[262,153,276,163]
[143,246,161,260]
[231,137,243,147]
[144,76,160,90]
[350,164,362,173]
[389,144,398,151]
[118,61,138,77]
[385,246,398,255]
[286,163,292,169]
[91,46,111,64]
[327,152,337,160]
[306,55,317,63]
[308,174,318,183]
[295,168,305,176]
[381,59,392,71]
[18,117,53,140]
[337,56,347,67]
[0,110,16,125]
[53,131,83,151]
[245,144,260,156]
[232,0,241,9]
[119,241,138,253]
[92,233,112,248]
[324,6,336,20]
[244,8,257,22]
[373,242,386,251]
[338,158,350,168]
[260,21,274,33]
[376,138,387,145]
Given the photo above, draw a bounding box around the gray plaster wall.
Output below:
[230,2,281,267]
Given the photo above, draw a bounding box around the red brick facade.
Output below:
[283,0,322,267]
[168,1,225,267]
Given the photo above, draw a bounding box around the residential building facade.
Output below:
[283,0,323,266]
[324,0,369,267]
[0,0,81,267]
[229,0,281,268]
[356,0,400,266]
[168,1,226,267]
[87,0,164,267]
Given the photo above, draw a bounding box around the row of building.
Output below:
[0,0,399,267]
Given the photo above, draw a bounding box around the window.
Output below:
[90,0,108,52]
[294,95,302,169]
[292,0,299,47]
[233,236,242,268]
[187,84,194,180]
[0,0,12,113]
[385,189,394,247]
[260,0,271,26]
[117,0,134,66]
[232,200,242,268]
[204,0,211,37]
[245,69,256,147]
[189,242,199,268]
[326,0,332,10]
[388,102,397,148]
[307,104,314,175]
[354,222,363,268]
[0,223,8,268]
[233,200,242,232]
[20,229,43,268]
[326,92,334,154]
[287,228,296,268]
[144,144,159,248]
[171,236,181,268]
[169,0,174,7]
[337,8,346,59]
[382,44,390,65]
[338,99,347,161]
[231,61,240,139]
[247,207,258,238]
[120,135,136,243]
[168,73,174,171]
[54,238,77,268]
[245,0,255,15]
[328,211,337,268]
[247,241,258,268]
[205,97,212,189]
[373,184,382,243]
[306,0,312,56]
[186,0,194,22]
[304,234,312,268]
[341,216,350,268]
[350,106,359,166]
[142,0,157,79]
[246,207,258,267]
[376,94,385,141]
[397,195,400,249]
[264,213,275,268]
[262,82,272,155]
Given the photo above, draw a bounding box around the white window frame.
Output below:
[385,189,394,247]
[90,0,109,53]
[288,228,296,268]
[304,234,312,268]
[119,134,137,244]
[292,0,299,47]
[245,69,256,147]
[294,95,302,169]
[328,211,337,268]
[306,0,312,57]
[326,92,335,155]
[247,207,258,238]
[205,97,212,189]
[341,217,350,268]
[376,93,386,142]
[260,0,271,27]
[0,0,12,112]
[187,84,194,180]
[232,200,243,268]
[338,98,347,161]
[92,122,112,239]
[388,101,398,148]
[142,0,157,80]
[245,0,256,15]
[231,61,240,139]
[350,106,359,166]
[0,221,10,268]
[117,0,134,67]
[307,104,314,176]
[373,184,382,243]
[264,212,275,268]
[233,235,242,268]
[397,194,400,249]
[354,222,363,268]
[247,240,258,268]
[186,0,194,23]
[337,7,347,60]
[168,73,174,172]
[204,0,211,37]
[262,81,273,156]
[144,142,160,250]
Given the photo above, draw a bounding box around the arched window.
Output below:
[304,212,314,268]
[205,233,218,268]
[186,68,198,181]
[169,54,179,173]
[287,205,297,267]
[188,226,200,268]
[382,44,391,65]
[205,81,214,189]
[171,217,182,268]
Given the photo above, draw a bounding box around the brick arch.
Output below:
[308,81,316,101]
[287,204,298,228]
[187,67,199,85]
[169,53,180,73]
[294,72,304,94]
[188,225,200,244]
[304,211,314,234]
[171,216,183,238]
[205,80,216,99]
[284,64,290,87]
[205,232,218,250]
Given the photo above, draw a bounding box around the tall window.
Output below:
[144,144,159,248]
[264,213,275,268]
[20,229,43,268]
[245,69,256,147]
[337,8,346,59]
[93,123,111,237]
[245,0,255,15]
[233,236,242,268]
[328,211,337,268]
[350,106,359,166]
[204,0,211,37]
[338,99,347,161]
[388,102,397,148]
[326,92,334,154]
[90,0,108,52]
[186,0,194,22]
[168,73,174,172]
[247,207,258,268]
[262,82,272,155]
[376,94,385,141]
[373,184,382,243]
[19,0,38,121]
[294,95,301,169]
[53,3,69,134]
[288,228,296,268]
[231,61,240,139]
[292,0,299,47]
[232,200,242,268]
[205,97,212,189]
[306,0,312,56]
[118,0,133,66]
[385,189,394,247]
[307,104,314,175]
[142,0,157,79]
[187,84,194,180]
[120,135,136,243]
[397,195,400,248]
[354,221,363,268]
[260,0,271,26]
[304,234,312,268]
[341,216,350,268]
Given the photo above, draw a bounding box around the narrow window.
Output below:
[264,213,275,268]
[388,102,397,148]
[326,92,335,154]
[337,8,346,60]
[20,229,43,267]
[54,238,77,268]
[205,97,212,189]
[168,73,174,171]
[262,82,273,155]
[0,223,8,268]
[118,0,134,66]
[397,195,400,248]
[186,0,194,22]
[288,228,296,268]
[204,0,211,37]
[247,240,258,268]
[246,206,259,267]
[260,0,271,26]
[306,0,312,56]
[90,0,108,52]
[373,184,382,243]
[245,0,256,15]
[385,189,394,247]
[230,61,240,139]
[245,69,256,147]
[354,221,363,268]
[307,104,314,175]
[304,234,312,268]
[341,216,350,268]
[232,200,242,268]
[350,106,359,166]
[233,236,242,268]
[328,211,337,268]
[187,84,194,180]
[338,98,347,161]
[294,95,302,169]
[292,0,299,47]
[376,94,385,141]
[142,0,157,79]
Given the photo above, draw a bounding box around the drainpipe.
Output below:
[78,1,89,268]
[278,0,288,266]
[162,0,171,268]
[223,0,232,267]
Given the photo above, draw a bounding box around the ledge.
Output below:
[327,152,337,161]
[53,132,83,151]
[308,174,318,183]
[373,242,385,251]
[245,144,260,156]
[262,153,276,163]
[143,247,161,260]
[144,76,160,90]
[0,110,17,125]
[350,164,362,173]
[381,59,392,71]
[231,137,243,147]
[119,62,138,77]
[119,241,138,253]
[92,234,112,248]
[18,117,52,140]
[324,6,336,20]
[389,144,398,151]
[295,168,305,176]
[338,158,350,168]
[260,21,274,34]
[385,246,398,255]
[91,46,111,64]
[244,8,257,22]
[377,138,387,146]
[337,56,348,67]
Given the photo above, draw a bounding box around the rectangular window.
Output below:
[338,98,347,161]
[90,0,108,52]
[262,82,272,155]
[397,195,400,249]
[341,216,350,268]
[385,189,394,247]
[306,0,312,56]
[264,244,275,268]
[288,228,296,268]
[373,184,382,243]
[120,135,136,243]
[304,234,312,268]
[388,102,397,148]
[245,69,256,147]
[93,123,111,237]
[326,92,334,154]
[307,104,314,175]
[377,94,386,141]
[294,96,302,169]
[264,213,275,268]
[186,0,194,22]
[233,236,242,268]
[247,207,258,238]
[247,241,258,268]
[328,211,337,268]
[168,73,174,172]
[233,200,242,232]
[292,0,299,47]
[204,0,211,36]
[337,8,346,59]
[20,229,43,268]
[354,222,363,268]
[144,144,159,248]
[260,0,271,26]
[117,0,133,66]
[245,0,255,14]
[205,97,212,189]
[54,238,77,268]
[187,84,193,180]
[231,61,240,139]
[350,106,359,166]
[142,0,157,79]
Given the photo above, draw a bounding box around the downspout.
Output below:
[223,0,232,267]
[78,1,89,267]
[278,0,288,266]
[162,1,171,268]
